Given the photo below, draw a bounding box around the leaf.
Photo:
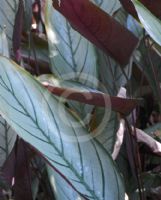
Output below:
[92,8,129,157]
[0,116,17,167]
[22,34,49,65]
[139,0,161,19]
[12,0,24,62]
[116,144,132,189]
[13,140,33,200]
[44,0,97,121]
[23,0,32,31]
[120,0,161,20]
[91,109,119,154]
[52,0,138,65]
[38,75,94,125]
[96,8,133,96]
[126,15,143,38]
[44,0,98,88]
[119,0,138,18]
[40,76,127,154]
[44,83,141,115]
[1,139,33,200]
[90,88,125,155]
[1,144,16,189]
[133,0,161,46]
[47,165,83,200]
[0,0,18,48]
[0,56,125,200]
[93,0,121,15]
[114,7,128,26]
[134,40,161,100]
[21,33,51,75]
[97,50,133,96]
[0,28,9,57]
[0,25,17,168]
[112,119,125,160]
[31,177,39,200]
[0,0,32,52]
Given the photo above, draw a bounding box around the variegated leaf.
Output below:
[44,0,98,88]
[0,0,33,50]
[38,74,119,154]
[44,0,98,121]
[0,116,17,167]
[38,74,94,126]
[92,109,119,154]
[94,10,131,156]
[97,8,132,96]
[0,0,18,47]
[44,2,124,198]
[40,77,121,200]
[0,23,16,168]
[0,56,125,200]
[47,165,83,200]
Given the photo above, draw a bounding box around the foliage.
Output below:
[0,0,161,200]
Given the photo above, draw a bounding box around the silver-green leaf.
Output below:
[93,109,119,154]
[0,116,17,167]
[38,74,94,126]
[47,165,83,200]
[0,0,18,47]
[96,8,132,96]
[133,0,161,46]
[0,56,125,200]
[44,0,98,88]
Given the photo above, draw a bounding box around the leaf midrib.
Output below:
[0,70,101,200]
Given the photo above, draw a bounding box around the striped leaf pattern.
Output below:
[38,75,119,154]
[0,0,32,50]
[0,0,18,46]
[0,56,125,200]
[44,0,99,121]
[47,165,83,200]
[45,0,98,88]
[38,74,94,126]
[97,8,132,96]
[97,50,132,96]
[93,109,119,154]
[44,1,123,198]
[91,8,130,159]
[0,20,16,168]
[0,116,17,167]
